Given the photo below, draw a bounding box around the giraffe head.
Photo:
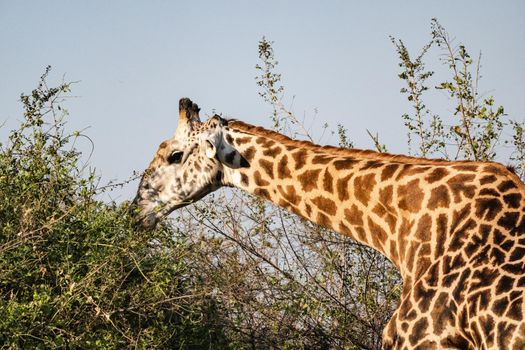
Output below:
[131,98,247,229]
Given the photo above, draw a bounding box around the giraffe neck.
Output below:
[222,122,408,271]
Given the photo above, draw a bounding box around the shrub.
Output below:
[0,67,230,349]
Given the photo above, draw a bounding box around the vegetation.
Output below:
[1,20,523,349]
[391,18,524,169]
[0,67,229,349]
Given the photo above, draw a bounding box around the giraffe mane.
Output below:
[228,120,493,167]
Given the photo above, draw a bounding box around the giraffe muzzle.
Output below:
[128,196,159,230]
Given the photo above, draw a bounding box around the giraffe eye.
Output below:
[167,151,184,164]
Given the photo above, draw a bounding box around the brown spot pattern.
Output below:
[263,146,282,157]
[312,155,333,164]
[254,171,270,186]
[448,174,476,202]
[339,222,352,236]
[381,164,399,181]
[254,188,270,199]
[498,180,517,193]
[311,196,337,216]
[425,167,449,183]
[240,173,249,186]
[398,179,424,213]
[415,214,432,241]
[428,185,451,210]
[259,159,274,177]
[480,174,497,185]
[336,174,353,201]
[277,185,300,206]
[409,317,429,346]
[235,136,251,145]
[344,205,363,226]
[323,169,333,192]
[354,173,377,205]
[255,137,275,147]
[277,155,292,179]
[317,212,332,229]
[435,214,447,259]
[243,146,256,161]
[361,160,384,170]
[503,193,522,208]
[297,169,321,192]
[333,158,359,170]
[475,198,503,221]
[292,149,308,170]
[373,185,397,231]
[305,203,312,217]
[368,217,387,249]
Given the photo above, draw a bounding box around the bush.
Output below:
[0,67,230,349]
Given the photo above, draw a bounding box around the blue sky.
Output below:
[1,1,524,201]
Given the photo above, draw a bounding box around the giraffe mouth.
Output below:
[129,182,216,230]
[129,196,164,230]
[129,198,192,230]
[135,212,159,230]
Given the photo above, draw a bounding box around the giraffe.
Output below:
[131,98,525,349]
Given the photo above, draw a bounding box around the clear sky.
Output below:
[1,1,524,201]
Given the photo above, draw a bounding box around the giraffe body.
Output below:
[132,98,525,349]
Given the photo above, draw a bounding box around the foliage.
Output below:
[255,37,284,130]
[390,35,442,157]
[255,37,316,142]
[2,19,522,350]
[392,18,525,174]
[0,67,230,349]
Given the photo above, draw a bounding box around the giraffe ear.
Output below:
[217,144,249,169]
[203,131,249,168]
